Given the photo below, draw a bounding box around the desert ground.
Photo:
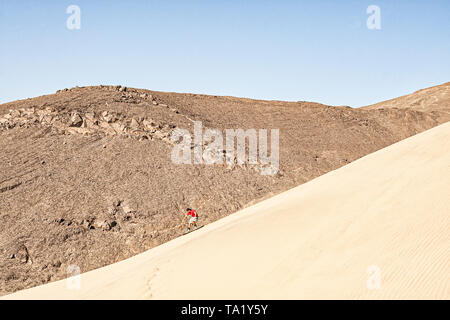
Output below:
[5,121,449,299]
[0,82,449,295]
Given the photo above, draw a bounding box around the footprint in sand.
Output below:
[143,267,159,299]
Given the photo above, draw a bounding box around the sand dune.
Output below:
[2,84,448,295]
[5,122,450,300]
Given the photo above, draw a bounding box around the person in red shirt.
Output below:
[186,208,198,231]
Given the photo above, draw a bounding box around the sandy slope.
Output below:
[1,84,448,295]
[5,122,450,300]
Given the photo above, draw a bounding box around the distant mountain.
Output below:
[363,82,450,116]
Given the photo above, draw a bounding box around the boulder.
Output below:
[69,113,83,127]
[40,114,54,124]
[101,111,115,123]
[84,112,95,121]
[143,119,155,128]
[122,203,134,214]
[95,220,112,231]
[14,245,30,264]
[110,122,126,134]
[130,118,140,130]
[82,219,94,230]
[10,109,21,117]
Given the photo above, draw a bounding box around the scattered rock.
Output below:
[122,202,135,214]
[130,118,140,130]
[0,102,176,146]
[84,112,95,121]
[110,122,126,134]
[14,245,30,264]
[95,220,112,231]
[40,114,53,124]
[52,260,62,268]
[81,219,95,230]
[5,272,17,281]
[101,111,115,123]
[10,109,21,117]
[143,119,154,128]
[69,113,83,127]
[108,207,118,215]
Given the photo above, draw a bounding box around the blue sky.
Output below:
[0,0,449,107]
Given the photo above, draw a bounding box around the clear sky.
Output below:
[0,0,449,107]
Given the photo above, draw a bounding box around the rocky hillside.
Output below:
[363,82,450,115]
[0,83,448,295]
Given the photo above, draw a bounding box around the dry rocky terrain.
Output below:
[0,83,448,295]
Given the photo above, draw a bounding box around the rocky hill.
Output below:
[0,83,448,295]
[363,82,450,115]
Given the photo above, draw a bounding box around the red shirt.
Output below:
[187,210,196,218]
